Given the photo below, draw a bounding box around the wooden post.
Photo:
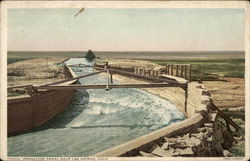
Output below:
[171,65,174,76]
[110,74,113,84]
[159,69,163,75]
[156,70,159,77]
[184,85,188,113]
[189,65,192,82]
[176,65,179,77]
[181,66,184,78]
[167,65,170,74]
[107,69,110,88]
[27,86,34,96]
[184,65,187,79]
[140,69,143,75]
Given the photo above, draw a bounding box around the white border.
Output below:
[0,1,249,161]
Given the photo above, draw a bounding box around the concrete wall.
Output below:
[186,83,212,118]
[8,66,76,135]
[94,113,205,157]
[8,90,75,135]
[143,82,211,118]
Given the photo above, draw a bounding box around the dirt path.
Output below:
[202,78,245,109]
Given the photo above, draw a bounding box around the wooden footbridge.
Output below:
[38,62,189,90]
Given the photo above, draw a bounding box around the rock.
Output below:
[202,90,211,96]
[206,136,213,142]
[204,123,213,128]
[213,129,224,144]
[161,141,169,150]
[147,143,159,153]
[139,151,158,157]
[223,150,230,157]
[164,137,177,143]
[205,144,212,156]
[222,129,235,149]
[208,111,218,122]
[234,135,244,141]
[202,131,210,139]
[189,137,202,151]
[169,141,187,149]
[201,96,211,106]
[196,85,205,89]
[182,133,190,139]
[205,127,214,135]
[191,146,197,153]
[151,145,173,157]
[197,127,206,133]
[191,132,203,139]
[175,147,194,156]
[215,143,224,154]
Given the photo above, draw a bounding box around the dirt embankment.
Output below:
[8,58,67,87]
[202,78,245,109]
[7,58,67,96]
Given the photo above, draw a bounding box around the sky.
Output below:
[8,8,245,52]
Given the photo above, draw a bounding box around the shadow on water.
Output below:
[10,89,90,136]
[33,89,90,130]
[70,124,155,129]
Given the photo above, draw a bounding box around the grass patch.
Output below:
[7,57,31,65]
[146,59,245,81]
[230,118,245,157]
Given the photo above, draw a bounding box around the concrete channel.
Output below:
[7,58,237,157]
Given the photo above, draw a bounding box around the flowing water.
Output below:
[8,58,184,157]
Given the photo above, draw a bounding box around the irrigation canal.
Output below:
[8,58,184,157]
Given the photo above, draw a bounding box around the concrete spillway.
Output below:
[8,58,184,157]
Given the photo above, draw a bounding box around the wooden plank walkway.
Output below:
[161,74,188,84]
[43,70,105,86]
[34,83,185,90]
[105,68,181,85]
[67,64,93,68]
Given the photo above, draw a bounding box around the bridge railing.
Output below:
[163,64,192,81]
[94,63,192,82]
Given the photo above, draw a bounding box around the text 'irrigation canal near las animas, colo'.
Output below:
[8,58,184,157]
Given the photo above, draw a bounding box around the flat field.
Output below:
[147,59,245,81]
[7,57,31,65]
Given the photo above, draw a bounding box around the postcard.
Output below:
[0,1,249,161]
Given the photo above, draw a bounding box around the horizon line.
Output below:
[8,50,245,53]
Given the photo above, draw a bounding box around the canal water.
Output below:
[8,58,184,157]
